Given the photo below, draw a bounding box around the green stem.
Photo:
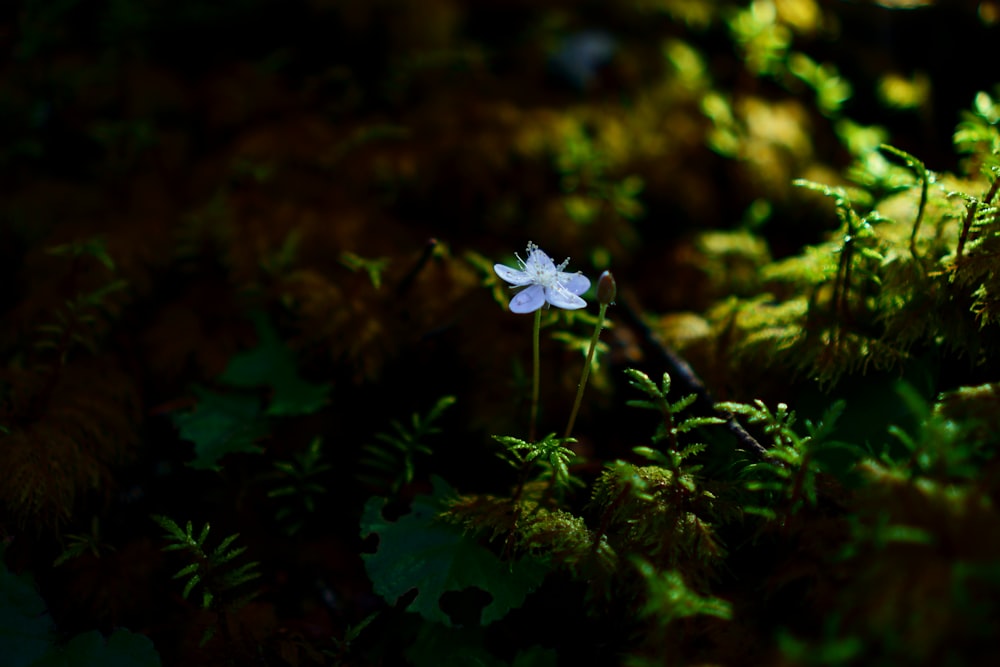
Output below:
[529,308,542,442]
[564,303,608,439]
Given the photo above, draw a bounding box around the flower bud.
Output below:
[597,270,616,305]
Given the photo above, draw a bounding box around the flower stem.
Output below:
[564,302,608,439]
[564,271,616,440]
[529,308,542,442]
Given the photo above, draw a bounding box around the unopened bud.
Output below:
[597,270,616,305]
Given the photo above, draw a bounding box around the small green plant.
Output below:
[358,395,455,493]
[586,370,736,588]
[53,516,115,566]
[339,251,391,289]
[325,612,378,666]
[152,515,260,612]
[882,382,992,480]
[720,398,853,517]
[624,368,724,471]
[494,432,579,500]
[268,436,331,535]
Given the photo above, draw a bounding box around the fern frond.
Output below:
[721,398,855,515]
[267,437,330,534]
[358,395,455,493]
[53,516,115,566]
[152,515,260,610]
[493,433,579,495]
[625,369,723,467]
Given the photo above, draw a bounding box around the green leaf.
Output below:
[219,311,330,416]
[34,629,161,667]
[0,557,56,667]
[361,477,548,626]
[406,623,506,667]
[406,622,557,667]
[1,553,160,667]
[511,646,559,667]
[173,388,268,470]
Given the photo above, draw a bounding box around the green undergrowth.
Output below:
[1,546,161,667]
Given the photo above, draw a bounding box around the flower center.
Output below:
[517,242,571,289]
[529,260,559,287]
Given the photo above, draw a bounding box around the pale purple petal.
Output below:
[526,248,556,272]
[509,284,546,313]
[559,272,591,295]
[494,263,533,286]
[544,286,587,310]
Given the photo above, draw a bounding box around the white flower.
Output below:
[494,242,591,313]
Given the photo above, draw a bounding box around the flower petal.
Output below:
[544,286,587,310]
[494,263,533,286]
[526,248,556,272]
[558,272,591,295]
[509,284,546,313]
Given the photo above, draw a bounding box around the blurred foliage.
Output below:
[1,547,161,667]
